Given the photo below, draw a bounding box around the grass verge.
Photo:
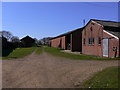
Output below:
[82,66,119,88]
[2,47,37,59]
[44,47,120,60]
[35,46,43,54]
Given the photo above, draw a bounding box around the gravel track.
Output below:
[2,52,118,88]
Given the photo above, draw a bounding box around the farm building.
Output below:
[50,19,120,58]
[20,36,35,47]
[82,19,120,58]
[50,28,83,52]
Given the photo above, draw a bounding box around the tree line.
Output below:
[0,31,52,57]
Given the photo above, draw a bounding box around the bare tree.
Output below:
[34,38,38,44]
[39,37,52,45]
[11,36,20,43]
[38,40,42,45]
[0,31,13,41]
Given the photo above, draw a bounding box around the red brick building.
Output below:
[50,28,83,52]
[82,19,120,58]
[50,19,120,58]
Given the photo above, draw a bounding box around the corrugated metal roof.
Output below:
[107,31,120,38]
[92,19,120,38]
[92,19,120,27]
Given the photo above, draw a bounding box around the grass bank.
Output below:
[2,47,37,59]
[82,66,119,88]
[44,47,120,60]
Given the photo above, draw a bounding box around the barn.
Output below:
[20,36,35,47]
[82,19,120,58]
[50,28,83,52]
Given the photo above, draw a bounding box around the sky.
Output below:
[2,2,118,39]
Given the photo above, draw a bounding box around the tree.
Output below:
[1,36,8,49]
[0,31,13,41]
[39,37,52,45]
[11,36,20,48]
[11,36,20,43]
[38,40,42,45]
[34,38,39,45]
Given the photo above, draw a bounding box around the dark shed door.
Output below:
[103,39,109,57]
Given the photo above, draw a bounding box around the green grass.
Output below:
[44,47,120,60]
[2,47,37,59]
[2,46,120,60]
[35,46,43,54]
[82,66,119,88]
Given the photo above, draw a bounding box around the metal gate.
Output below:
[103,39,109,57]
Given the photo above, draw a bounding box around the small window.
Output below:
[88,38,90,44]
[83,38,86,45]
[98,37,101,45]
[90,27,93,31]
[89,37,94,45]
[91,22,95,25]
[84,29,86,36]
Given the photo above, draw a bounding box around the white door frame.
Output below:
[103,38,109,57]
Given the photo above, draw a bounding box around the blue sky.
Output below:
[2,2,118,39]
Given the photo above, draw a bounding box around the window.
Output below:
[98,37,101,45]
[88,37,94,45]
[91,22,95,25]
[83,38,86,45]
[84,29,86,36]
[88,38,91,44]
[90,27,93,31]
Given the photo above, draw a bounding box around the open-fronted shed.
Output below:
[50,28,83,52]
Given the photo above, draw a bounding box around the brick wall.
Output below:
[82,20,119,58]
[103,31,119,58]
[50,36,66,49]
[82,21,103,57]
[61,36,66,49]
[51,37,61,48]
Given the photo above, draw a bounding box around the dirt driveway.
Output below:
[2,52,118,88]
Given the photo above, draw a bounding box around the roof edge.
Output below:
[91,19,120,23]
[103,30,119,39]
[50,27,83,40]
